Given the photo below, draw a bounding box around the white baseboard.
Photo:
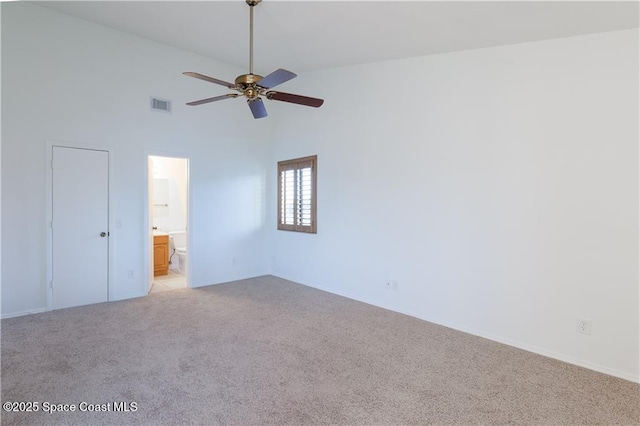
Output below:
[278,276,639,384]
[1,291,146,318]
[110,291,147,302]
[1,307,47,319]
[423,314,639,384]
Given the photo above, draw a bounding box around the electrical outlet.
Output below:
[385,280,398,291]
[576,318,592,335]
[127,270,134,278]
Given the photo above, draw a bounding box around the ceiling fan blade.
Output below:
[267,91,324,108]
[258,69,297,89]
[183,72,236,89]
[248,98,268,119]
[186,94,239,106]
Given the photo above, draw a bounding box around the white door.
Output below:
[52,146,109,309]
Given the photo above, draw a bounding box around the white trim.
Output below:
[0,4,2,323]
[144,150,192,294]
[279,275,640,384]
[110,291,147,302]
[45,140,115,311]
[637,29,640,391]
[1,308,47,319]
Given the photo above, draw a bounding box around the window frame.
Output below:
[277,155,317,234]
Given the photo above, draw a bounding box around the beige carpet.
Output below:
[1,275,638,425]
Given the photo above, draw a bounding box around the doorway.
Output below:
[147,155,190,293]
[48,145,110,310]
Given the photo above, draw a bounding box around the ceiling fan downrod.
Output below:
[247,0,261,75]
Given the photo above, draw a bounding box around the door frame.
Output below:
[144,151,192,292]
[45,140,115,311]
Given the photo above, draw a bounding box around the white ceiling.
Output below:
[35,1,639,74]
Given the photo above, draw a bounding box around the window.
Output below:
[277,155,317,233]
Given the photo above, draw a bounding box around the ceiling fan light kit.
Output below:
[184,0,324,119]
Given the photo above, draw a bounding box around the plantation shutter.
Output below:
[278,156,317,233]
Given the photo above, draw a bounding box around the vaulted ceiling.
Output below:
[36,1,639,73]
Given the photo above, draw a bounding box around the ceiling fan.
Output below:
[183,0,324,119]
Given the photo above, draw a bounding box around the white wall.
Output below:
[1,3,273,315]
[269,29,639,382]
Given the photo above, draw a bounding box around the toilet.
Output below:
[169,231,188,274]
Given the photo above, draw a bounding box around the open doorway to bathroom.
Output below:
[148,155,189,293]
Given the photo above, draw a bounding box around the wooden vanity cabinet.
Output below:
[153,234,169,276]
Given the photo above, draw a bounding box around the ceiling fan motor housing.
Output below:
[235,74,263,86]
[235,74,264,100]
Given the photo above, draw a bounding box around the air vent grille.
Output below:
[151,97,171,113]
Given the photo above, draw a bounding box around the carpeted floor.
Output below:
[1,275,639,425]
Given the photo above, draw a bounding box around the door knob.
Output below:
[100,232,107,237]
